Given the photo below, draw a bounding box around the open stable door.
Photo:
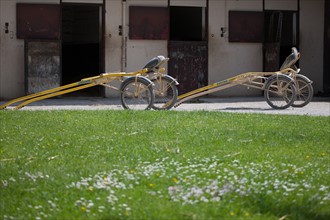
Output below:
[17,4,61,94]
[17,3,104,96]
[168,6,208,95]
[263,10,298,71]
[61,4,104,96]
[263,43,280,72]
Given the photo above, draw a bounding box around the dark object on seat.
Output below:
[143,56,169,73]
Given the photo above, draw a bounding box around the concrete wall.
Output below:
[208,0,263,97]
[0,0,24,99]
[208,0,324,96]
[125,0,168,72]
[0,0,60,99]
[104,0,123,97]
[0,0,325,100]
[124,0,207,71]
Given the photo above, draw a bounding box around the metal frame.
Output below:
[174,68,297,107]
[0,69,147,110]
[173,47,313,109]
[1,48,313,110]
[0,56,178,110]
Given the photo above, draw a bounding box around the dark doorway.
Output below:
[61,4,103,96]
[263,10,298,71]
[168,6,208,94]
[170,6,204,41]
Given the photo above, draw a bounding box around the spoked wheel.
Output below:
[120,77,154,110]
[292,74,313,107]
[264,75,296,109]
[151,76,178,110]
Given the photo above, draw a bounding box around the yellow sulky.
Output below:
[1,55,178,111]
[171,47,313,110]
[0,69,148,110]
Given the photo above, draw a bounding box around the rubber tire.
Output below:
[120,77,154,110]
[291,74,313,108]
[151,77,178,110]
[264,75,296,109]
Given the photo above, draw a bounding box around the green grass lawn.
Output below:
[0,110,329,219]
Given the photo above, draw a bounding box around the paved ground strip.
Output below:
[1,97,329,116]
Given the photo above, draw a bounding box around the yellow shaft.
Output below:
[15,83,95,109]
[0,81,87,109]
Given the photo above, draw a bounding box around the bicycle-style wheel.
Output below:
[151,76,178,110]
[292,74,313,107]
[120,77,154,110]
[264,75,296,109]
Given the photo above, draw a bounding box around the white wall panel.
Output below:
[104,0,122,97]
[170,0,206,7]
[0,0,25,99]
[126,41,168,71]
[208,0,263,96]
[125,0,168,78]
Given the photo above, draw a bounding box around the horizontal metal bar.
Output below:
[175,82,242,107]
[15,83,95,109]
[0,81,85,109]
[1,68,149,110]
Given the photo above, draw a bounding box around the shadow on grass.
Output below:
[251,195,329,220]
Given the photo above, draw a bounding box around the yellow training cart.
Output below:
[0,56,179,110]
[172,47,313,110]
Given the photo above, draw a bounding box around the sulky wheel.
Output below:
[151,76,178,110]
[264,74,296,109]
[291,74,313,108]
[120,77,154,110]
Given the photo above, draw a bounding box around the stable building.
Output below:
[0,0,328,100]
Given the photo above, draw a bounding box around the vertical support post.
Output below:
[121,0,127,72]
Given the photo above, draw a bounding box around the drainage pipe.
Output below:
[121,0,127,72]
